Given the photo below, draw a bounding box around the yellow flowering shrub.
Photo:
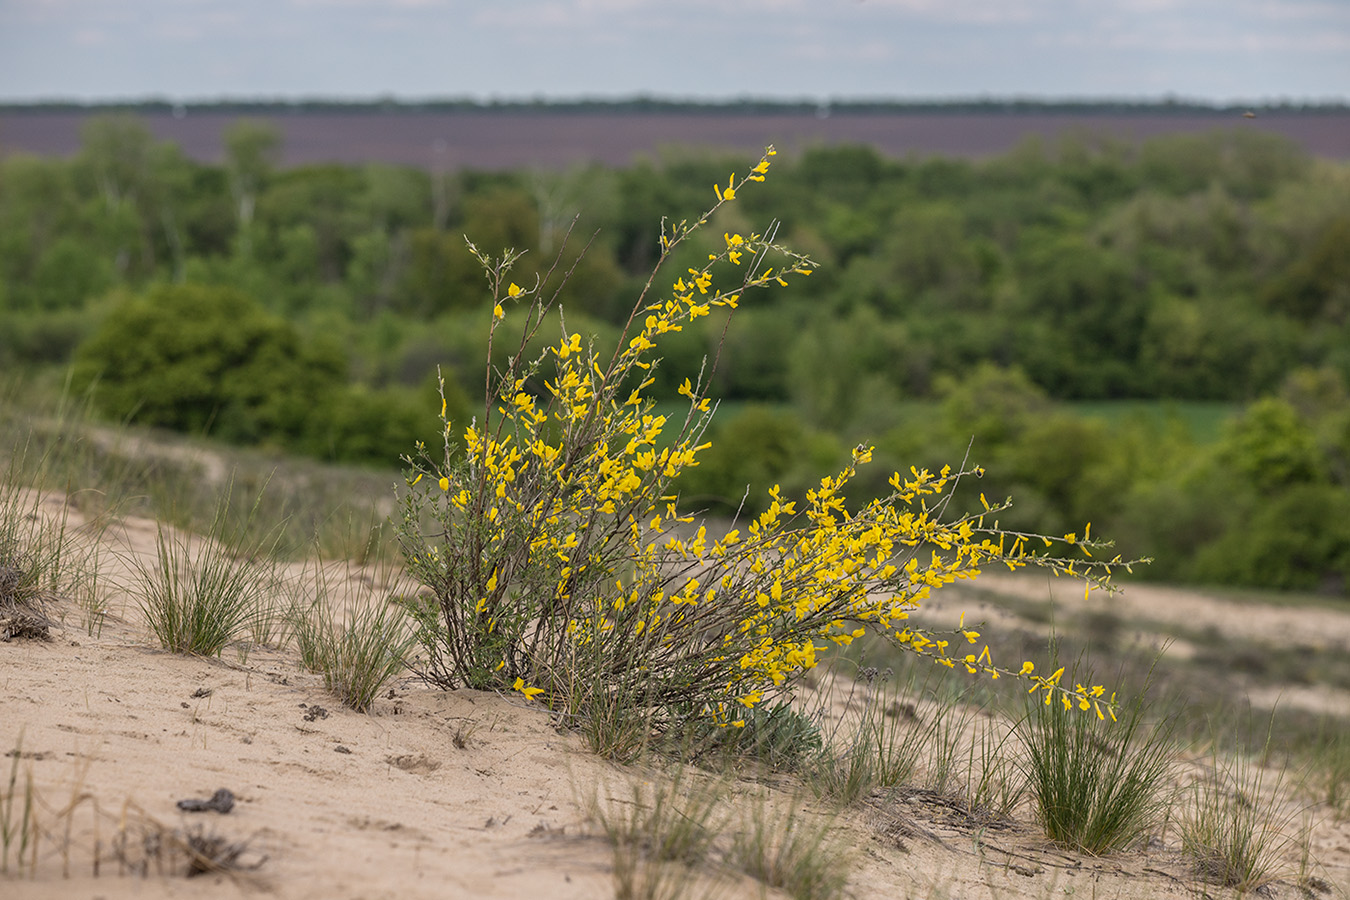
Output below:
[395,147,1136,732]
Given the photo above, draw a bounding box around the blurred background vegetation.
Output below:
[2,114,1348,594]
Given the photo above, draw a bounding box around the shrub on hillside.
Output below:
[73,283,344,445]
[72,282,445,467]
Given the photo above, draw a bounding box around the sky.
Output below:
[1,0,1348,105]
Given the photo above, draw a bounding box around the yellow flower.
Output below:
[507,282,522,298]
[714,174,736,201]
[438,476,450,491]
[557,333,583,359]
[493,304,505,320]
[512,677,544,701]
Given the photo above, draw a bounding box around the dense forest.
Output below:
[2,115,1348,593]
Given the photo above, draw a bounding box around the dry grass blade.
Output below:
[2,737,265,882]
[108,804,266,880]
[1,737,39,876]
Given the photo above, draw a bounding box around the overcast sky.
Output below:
[2,0,1347,105]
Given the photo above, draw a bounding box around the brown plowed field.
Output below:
[2,109,1348,170]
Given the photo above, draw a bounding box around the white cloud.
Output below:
[152,21,206,41]
[1250,0,1350,22]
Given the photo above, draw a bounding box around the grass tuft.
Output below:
[686,702,824,772]
[589,764,848,900]
[1181,737,1301,892]
[133,480,280,657]
[801,663,1024,820]
[1305,720,1350,819]
[290,561,415,713]
[1,440,102,641]
[589,765,726,900]
[727,792,849,900]
[1,736,38,877]
[1018,661,1175,854]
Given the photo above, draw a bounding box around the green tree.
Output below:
[256,165,365,283]
[1011,234,1145,397]
[224,119,281,257]
[1216,397,1324,493]
[76,116,192,282]
[1264,215,1350,323]
[787,306,908,431]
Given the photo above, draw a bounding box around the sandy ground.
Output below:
[3,493,1350,899]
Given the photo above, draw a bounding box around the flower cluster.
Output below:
[395,146,1134,730]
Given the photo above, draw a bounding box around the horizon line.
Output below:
[3,93,1348,113]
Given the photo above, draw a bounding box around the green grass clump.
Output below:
[589,762,849,900]
[805,732,882,808]
[799,664,1024,820]
[1018,669,1175,855]
[1,438,102,639]
[686,701,824,772]
[1304,720,1350,818]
